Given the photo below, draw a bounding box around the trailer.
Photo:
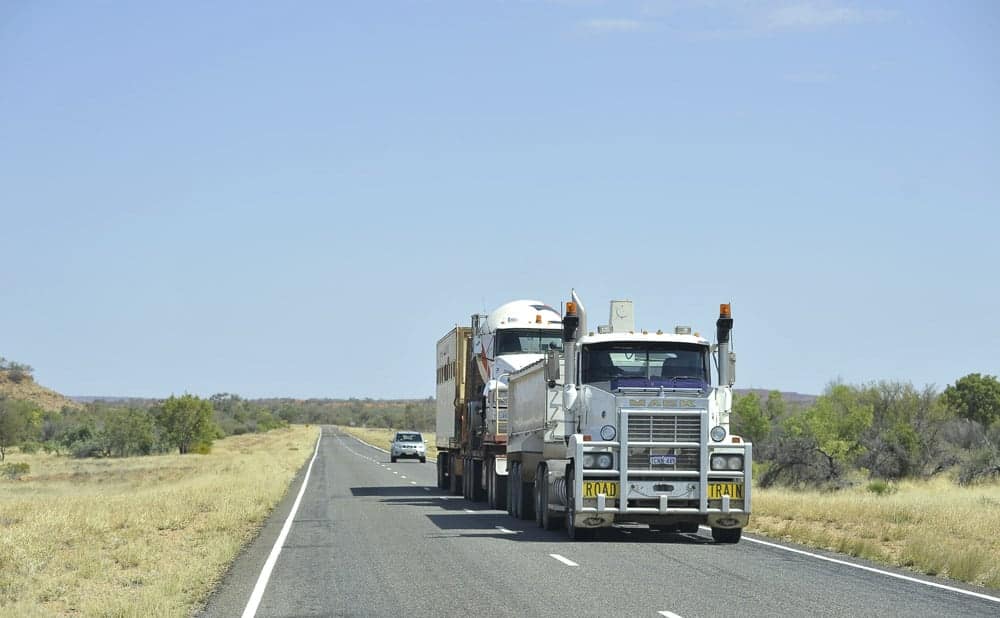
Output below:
[435,300,563,507]
[505,291,752,542]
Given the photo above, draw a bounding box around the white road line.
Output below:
[495,526,516,534]
[393,471,398,475]
[241,431,322,618]
[549,554,579,567]
[709,528,1000,604]
[424,487,431,492]
[463,508,475,513]
[410,481,417,485]
[658,611,684,618]
[401,476,407,479]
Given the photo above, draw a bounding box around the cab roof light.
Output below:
[565,301,577,316]
[719,303,732,319]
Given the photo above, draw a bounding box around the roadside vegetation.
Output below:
[0,425,318,616]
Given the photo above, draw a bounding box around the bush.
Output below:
[2,462,30,479]
[866,479,897,495]
[71,440,106,459]
[19,441,42,454]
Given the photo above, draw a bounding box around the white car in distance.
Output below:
[390,431,426,463]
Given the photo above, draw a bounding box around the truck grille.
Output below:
[627,447,701,471]
[627,414,701,443]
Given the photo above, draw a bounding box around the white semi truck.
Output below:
[505,291,751,542]
[435,300,563,506]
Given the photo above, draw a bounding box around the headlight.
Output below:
[596,453,613,469]
[711,455,728,470]
[710,425,726,442]
[600,425,616,441]
[726,455,743,471]
[582,453,595,468]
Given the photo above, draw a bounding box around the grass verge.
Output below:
[336,426,439,461]
[749,476,1000,590]
[0,425,319,616]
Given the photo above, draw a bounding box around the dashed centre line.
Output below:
[549,554,578,567]
[658,611,684,618]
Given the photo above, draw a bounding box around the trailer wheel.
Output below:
[391,456,397,463]
[509,463,520,518]
[437,454,447,489]
[471,459,484,502]
[486,459,496,508]
[538,464,561,531]
[449,456,461,496]
[711,527,742,544]
[519,467,534,521]
[533,467,544,527]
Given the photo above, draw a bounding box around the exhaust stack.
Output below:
[716,303,734,387]
[562,290,586,413]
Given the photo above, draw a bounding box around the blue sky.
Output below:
[1,1,997,398]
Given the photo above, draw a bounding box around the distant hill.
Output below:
[0,372,83,412]
[734,388,817,407]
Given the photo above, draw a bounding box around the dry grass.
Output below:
[0,425,319,616]
[750,476,1000,589]
[336,426,438,461]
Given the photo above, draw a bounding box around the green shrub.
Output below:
[19,441,42,454]
[2,462,30,479]
[866,479,897,495]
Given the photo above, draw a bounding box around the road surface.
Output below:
[200,426,1000,617]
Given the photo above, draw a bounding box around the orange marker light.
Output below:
[536,314,542,323]
[566,301,577,315]
[582,435,593,441]
[720,303,732,318]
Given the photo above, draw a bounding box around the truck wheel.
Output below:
[463,458,472,500]
[420,457,426,464]
[437,454,447,489]
[391,456,397,463]
[519,468,534,521]
[711,527,742,544]
[495,473,507,511]
[506,463,517,517]
[449,456,461,496]
[539,465,560,531]
[565,465,593,540]
[471,459,484,502]
[486,459,496,508]
[509,463,521,518]
[534,466,544,527]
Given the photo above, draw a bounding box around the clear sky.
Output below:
[1,1,997,399]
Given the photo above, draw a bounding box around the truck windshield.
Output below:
[495,329,563,355]
[581,342,709,386]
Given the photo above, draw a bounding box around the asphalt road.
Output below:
[201,426,1000,617]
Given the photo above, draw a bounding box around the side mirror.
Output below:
[544,348,561,382]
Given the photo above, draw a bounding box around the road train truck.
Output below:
[435,300,563,507]
[505,291,751,542]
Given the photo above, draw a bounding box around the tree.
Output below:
[765,390,786,421]
[942,373,1000,427]
[0,397,41,461]
[101,407,157,457]
[156,394,216,454]
[732,392,770,445]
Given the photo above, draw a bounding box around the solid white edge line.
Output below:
[241,430,323,618]
[495,526,515,534]
[658,612,684,618]
[701,527,1000,604]
[549,553,579,567]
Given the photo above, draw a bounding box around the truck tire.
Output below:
[420,457,426,464]
[486,459,496,508]
[711,527,742,544]
[437,454,448,489]
[507,463,517,517]
[565,465,593,540]
[391,456,397,463]
[534,467,544,527]
[471,459,484,502]
[462,458,471,500]
[510,463,521,518]
[538,464,561,531]
[519,468,534,521]
[449,456,461,496]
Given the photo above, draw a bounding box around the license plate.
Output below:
[707,483,743,499]
[582,481,619,498]
[650,455,677,465]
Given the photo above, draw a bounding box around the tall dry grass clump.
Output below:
[0,424,318,616]
[749,476,1000,589]
[338,426,438,461]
